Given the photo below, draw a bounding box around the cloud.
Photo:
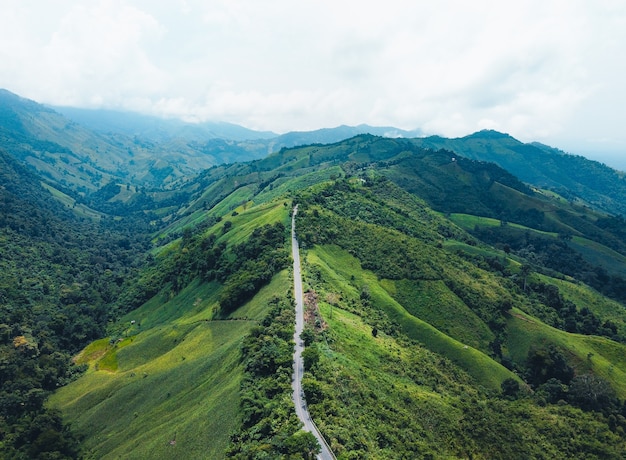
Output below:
[0,0,625,156]
[1,0,166,106]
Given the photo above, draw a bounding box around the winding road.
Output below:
[291,205,335,460]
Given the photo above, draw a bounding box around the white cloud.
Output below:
[0,0,625,157]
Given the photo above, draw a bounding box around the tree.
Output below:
[280,430,320,458]
[302,345,320,370]
[501,378,520,399]
[525,345,574,387]
[300,326,315,346]
[520,264,532,291]
[568,374,616,412]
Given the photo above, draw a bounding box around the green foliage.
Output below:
[412,129,626,216]
[0,149,151,458]
[50,308,256,459]
[306,244,516,391]
[568,374,618,412]
[227,296,312,458]
[302,344,320,370]
[525,344,575,387]
[300,303,626,458]
[500,378,521,399]
[219,223,290,313]
[4,114,626,459]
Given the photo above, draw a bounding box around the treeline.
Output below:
[226,296,320,458]
[117,221,290,318]
[472,225,626,308]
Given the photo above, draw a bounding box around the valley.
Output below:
[2,91,626,458]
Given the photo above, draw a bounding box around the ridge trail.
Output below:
[291,205,335,460]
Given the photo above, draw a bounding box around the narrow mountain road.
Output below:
[291,205,335,460]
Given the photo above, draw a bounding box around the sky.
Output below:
[1,0,626,168]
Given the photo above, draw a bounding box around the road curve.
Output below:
[291,205,335,460]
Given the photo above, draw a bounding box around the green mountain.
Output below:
[0,89,271,191]
[7,89,626,220]
[411,130,626,215]
[0,148,153,458]
[3,90,626,457]
[32,136,626,458]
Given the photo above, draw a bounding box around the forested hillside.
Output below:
[3,105,626,458]
[0,150,152,458]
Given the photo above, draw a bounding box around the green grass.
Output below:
[205,184,257,218]
[382,279,495,352]
[48,268,286,459]
[153,199,290,257]
[449,212,626,278]
[448,213,557,237]
[570,236,626,278]
[308,245,518,391]
[215,200,290,247]
[537,274,626,336]
[49,320,249,459]
[255,167,344,204]
[442,240,508,259]
[120,279,222,330]
[506,308,626,398]
[49,237,291,459]
[229,270,291,321]
[311,302,466,457]
[40,181,104,219]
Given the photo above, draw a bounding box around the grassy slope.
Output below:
[40,181,104,219]
[50,274,288,459]
[545,275,626,336]
[308,245,517,391]
[311,302,468,458]
[450,212,626,278]
[303,252,626,458]
[506,307,626,398]
[383,278,494,351]
[49,202,291,459]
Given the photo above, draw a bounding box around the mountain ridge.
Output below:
[3,88,626,219]
[3,119,626,457]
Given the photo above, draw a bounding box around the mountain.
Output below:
[0,89,272,191]
[266,124,423,151]
[4,89,626,457]
[8,90,626,221]
[36,135,626,458]
[0,148,153,458]
[411,130,626,216]
[51,106,277,141]
[1,90,425,193]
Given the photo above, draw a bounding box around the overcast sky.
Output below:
[1,0,625,167]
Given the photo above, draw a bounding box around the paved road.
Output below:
[291,205,335,460]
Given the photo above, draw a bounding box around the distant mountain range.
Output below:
[51,105,278,142]
[2,88,626,216]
